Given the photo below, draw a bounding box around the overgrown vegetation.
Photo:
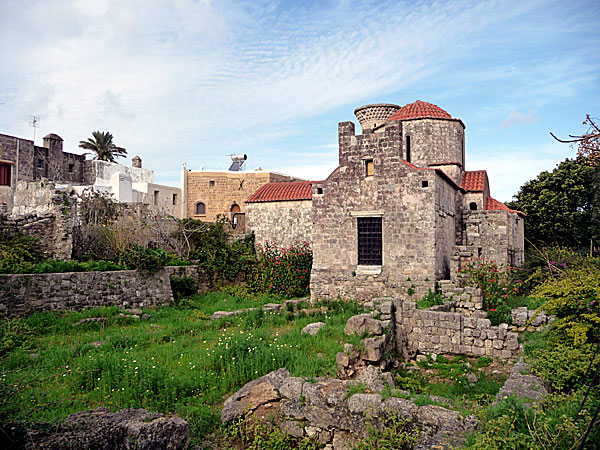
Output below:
[0,293,361,447]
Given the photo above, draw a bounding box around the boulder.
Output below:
[221,368,290,422]
[361,335,387,362]
[302,322,326,336]
[344,314,383,336]
[354,366,394,392]
[24,408,189,450]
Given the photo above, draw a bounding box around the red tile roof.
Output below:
[246,181,313,203]
[486,196,525,216]
[388,100,452,121]
[461,170,488,192]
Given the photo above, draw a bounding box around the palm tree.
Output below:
[79,131,127,162]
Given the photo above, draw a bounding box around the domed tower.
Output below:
[388,100,465,184]
[354,103,400,133]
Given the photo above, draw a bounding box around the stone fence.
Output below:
[0,265,209,317]
[394,301,520,360]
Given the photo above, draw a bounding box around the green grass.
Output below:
[0,293,362,445]
[503,296,546,311]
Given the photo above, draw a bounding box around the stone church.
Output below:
[246,101,525,300]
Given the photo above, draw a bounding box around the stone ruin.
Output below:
[222,297,551,450]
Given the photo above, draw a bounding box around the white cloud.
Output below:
[502,110,539,128]
[0,0,598,188]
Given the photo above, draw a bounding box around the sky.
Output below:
[0,0,599,202]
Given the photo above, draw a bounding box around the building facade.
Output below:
[246,101,524,301]
[182,167,298,223]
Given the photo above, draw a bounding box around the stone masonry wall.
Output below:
[185,171,296,221]
[451,209,525,281]
[395,301,520,360]
[401,119,465,185]
[246,199,312,247]
[311,120,457,301]
[0,265,209,317]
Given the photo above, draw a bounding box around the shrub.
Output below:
[248,241,312,298]
[119,244,169,274]
[460,258,522,310]
[532,266,600,345]
[0,217,43,273]
[354,414,419,450]
[170,275,197,301]
[416,289,445,309]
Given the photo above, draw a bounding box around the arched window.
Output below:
[406,135,411,163]
[230,203,241,213]
[469,202,478,211]
[195,202,206,215]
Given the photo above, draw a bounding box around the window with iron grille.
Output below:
[357,217,382,265]
[0,163,11,186]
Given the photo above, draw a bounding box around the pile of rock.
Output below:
[221,368,477,450]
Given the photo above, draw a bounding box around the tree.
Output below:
[551,115,600,165]
[79,131,127,162]
[506,158,600,250]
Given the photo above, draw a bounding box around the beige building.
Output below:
[181,166,297,223]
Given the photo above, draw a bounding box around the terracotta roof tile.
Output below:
[486,196,525,216]
[388,100,452,121]
[246,181,313,203]
[461,170,488,192]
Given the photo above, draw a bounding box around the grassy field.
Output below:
[0,292,363,446]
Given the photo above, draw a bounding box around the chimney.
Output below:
[132,155,142,168]
[42,133,64,153]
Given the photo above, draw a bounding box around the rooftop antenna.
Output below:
[29,115,39,143]
[228,153,247,171]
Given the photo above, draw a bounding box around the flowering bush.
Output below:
[248,241,312,298]
[459,258,523,311]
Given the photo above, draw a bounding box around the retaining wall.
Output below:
[0,265,209,317]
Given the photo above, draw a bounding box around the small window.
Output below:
[365,159,374,177]
[209,180,215,187]
[153,190,159,205]
[316,187,323,195]
[469,202,478,211]
[421,180,428,188]
[195,202,206,215]
[230,203,241,213]
[0,163,11,186]
[406,136,411,163]
[37,159,44,169]
[172,193,178,206]
[358,217,382,266]
[68,163,74,173]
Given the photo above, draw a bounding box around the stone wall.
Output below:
[246,199,312,247]
[395,301,520,360]
[0,265,209,317]
[184,170,297,221]
[451,209,525,280]
[311,120,457,301]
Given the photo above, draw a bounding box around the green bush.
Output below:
[532,266,600,345]
[248,241,312,298]
[416,289,445,309]
[0,217,43,273]
[354,415,419,450]
[460,258,522,310]
[170,275,197,301]
[119,244,169,274]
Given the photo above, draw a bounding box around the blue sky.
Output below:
[1,0,598,201]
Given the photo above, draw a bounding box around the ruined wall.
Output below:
[246,199,312,247]
[11,180,57,215]
[311,121,449,301]
[185,171,296,221]
[0,265,209,317]
[33,145,86,184]
[458,209,525,270]
[395,301,520,360]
